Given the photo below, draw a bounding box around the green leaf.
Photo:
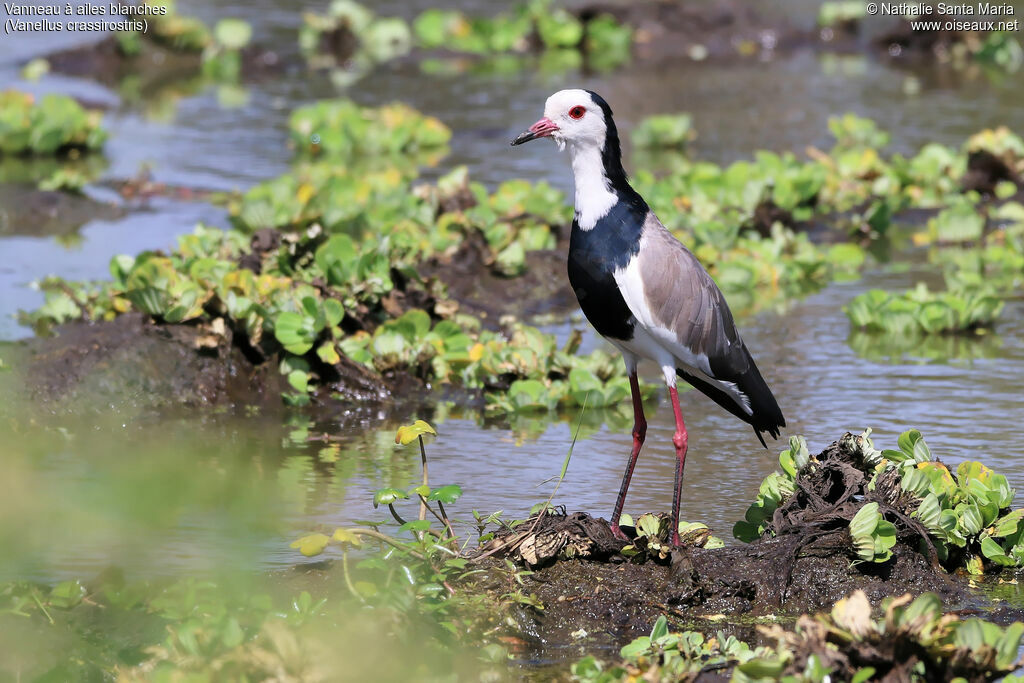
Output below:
[851,668,877,683]
[49,580,87,609]
[214,18,252,50]
[736,658,786,678]
[619,636,651,660]
[993,509,1024,538]
[898,592,941,629]
[850,502,881,539]
[373,488,409,507]
[897,429,932,463]
[395,419,437,445]
[274,311,317,355]
[290,533,330,557]
[649,615,669,641]
[959,504,984,537]
[332,528,362,547]
[915,493,944,533]
[427,484,462,504]
[287,369,309,393]
[980,535,1015,566]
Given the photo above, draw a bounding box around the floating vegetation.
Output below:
[844,283,1004,335]
[299,0,413,72]
[18,214,639,410]
[298,0,633,73]
[817,1,865,29]
[200,18,255,81]
[735,429,1024,575]
[126,0,211,53]
[229,163,566,274]
[577,591,1024,682]
[630,113,695,151]
[0,91,106,157]
[288,99,451,159]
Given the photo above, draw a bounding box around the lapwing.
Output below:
[512,89,786,545]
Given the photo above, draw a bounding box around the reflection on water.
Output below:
[0,0,1023,585]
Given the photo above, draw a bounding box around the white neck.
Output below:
[568,142,618,231]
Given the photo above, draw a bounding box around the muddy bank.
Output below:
[44,34,295,87]
[422,234,577,323]
[0,185,123,237]
[482,515,965,654]
[16,312,392,414]
[581,0,1004,65]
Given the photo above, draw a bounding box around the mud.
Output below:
[575,0,854,64]
[496,542,965,657]
[479,512,965,653]
[17,312,390,413]
[579,0,1003,66]
[44,34,294,87]
[422,233,577,323]
[0,185,123,237]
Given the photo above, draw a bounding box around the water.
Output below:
[1,0,1024,583]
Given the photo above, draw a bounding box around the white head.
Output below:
[510,89,609,153]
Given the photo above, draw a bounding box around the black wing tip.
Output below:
[753,415,786,449]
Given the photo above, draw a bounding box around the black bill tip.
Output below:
[510,130,536,146]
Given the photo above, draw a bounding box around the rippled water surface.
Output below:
[1,0,1023,580]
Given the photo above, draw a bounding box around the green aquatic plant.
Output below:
[616,514,725,561]
[926,199,986,243]
[411,0,632,57]
[844,283,1004,335]
[200,18,254,81]
[735,428,1024,574]
[118,0,211,52]
[817,1,865,28]
[573,615,767,681]
[848,502,897,564]
[21,217,641,413]
[732,435,807,542]
[631,113,695,151]
[741,591,1024,682]
[0,91,107,156]
[578,591,1024,682]
[289,99,451,159]
[413,7,533,54]
[288,419,541,633]
[230,162,566,279]
[299,0,413,73]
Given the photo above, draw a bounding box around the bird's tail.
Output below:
[676,357,785,448]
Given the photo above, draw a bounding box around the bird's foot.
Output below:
[609,523,629,541]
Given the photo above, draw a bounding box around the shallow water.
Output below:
[1,0,1023,584]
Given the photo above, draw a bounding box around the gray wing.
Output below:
[636,213,744,368]
[636,212,785,444]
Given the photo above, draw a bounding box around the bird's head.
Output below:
[511,89,610,152]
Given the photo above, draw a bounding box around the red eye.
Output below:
[569,106,586,119]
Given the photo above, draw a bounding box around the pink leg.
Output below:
[668,385,689,546]
[610,372,646,540]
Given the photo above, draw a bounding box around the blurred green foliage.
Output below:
[0,91,106,156]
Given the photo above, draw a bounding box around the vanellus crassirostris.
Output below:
[512,89,786,545]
